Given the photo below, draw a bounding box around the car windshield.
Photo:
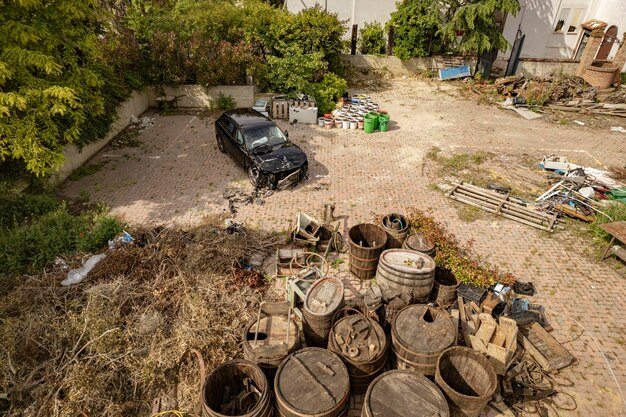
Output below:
[244,124,287,151]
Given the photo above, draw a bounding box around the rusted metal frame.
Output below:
[601,236,616,260]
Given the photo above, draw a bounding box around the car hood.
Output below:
[252,143,307,172]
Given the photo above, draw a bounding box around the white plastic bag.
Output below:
[61,253,106,286]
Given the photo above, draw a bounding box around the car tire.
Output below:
[216,134,225,153]
[248,166,266,189]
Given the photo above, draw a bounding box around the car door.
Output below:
[218,118,237,158]
[231,128,248,167]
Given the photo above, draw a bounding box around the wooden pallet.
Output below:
[272,99,317,119]
[518,323,574,371]
[447,182,558,232]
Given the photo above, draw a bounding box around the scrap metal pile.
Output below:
[474,74,626,117]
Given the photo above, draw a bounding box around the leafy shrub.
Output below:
[0,203,124,275]
[262,48,327,95]
[389,0,444,59]
[308,73,348,115]
[359,22,386,55]
[211,93,236,111]
[0,194,61,230]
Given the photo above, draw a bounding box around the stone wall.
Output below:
[149,85,256,108]
[342,54,478,77]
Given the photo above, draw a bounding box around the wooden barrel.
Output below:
[362,370,450,417]
[303,277,344,347]
[391,305,456,376]
[202,359,273,417]
[435,347,497,417]
[431,268,460,307]
[275,348,351,417]
[243,306,301,380]
[327,309,388,394]
[403,233,436,257]
[349,223,387,280]
[376,249,435,302]
[380,213,409,249]
[379,294,411,334]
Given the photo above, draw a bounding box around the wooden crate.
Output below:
[272,99,317,119]
[518,322,574,371]
[468,314,518,375]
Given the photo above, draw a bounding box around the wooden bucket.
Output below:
[349,223,387,279]
[431,268,460,307]
[380,213,409,249]
[243,303,301,380]
[327,308,388,394]
[403,233,436,257]
[391,305,456,376]
[362,370,450,417]
[275,348,350,417]
[376,249,435,302]
[303,277,344,347]
[435,347,498,417]
[202,359,273,417]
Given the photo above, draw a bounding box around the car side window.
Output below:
[235,129,245,146]
[219,118,235,136]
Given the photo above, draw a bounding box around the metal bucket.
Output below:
[348,223,387,280]
[376,249,435,302]
[202,359,273,417]
[391,304,456,376]
[435,347,498,417]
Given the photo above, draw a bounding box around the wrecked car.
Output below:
[215,109,308,189]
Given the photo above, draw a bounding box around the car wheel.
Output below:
[248,166,267,189]
[216,134,225,153]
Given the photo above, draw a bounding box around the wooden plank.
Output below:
[518,323,574,371]
[476,320,497,345]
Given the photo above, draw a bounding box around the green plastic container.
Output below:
[369,112,380,130]
[379,113,390,132]
[364,115,375,134]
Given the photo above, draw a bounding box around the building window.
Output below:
[568,8,585,33]
[554,8,570,32]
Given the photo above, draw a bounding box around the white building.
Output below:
[500,0,626,62]
[285,0,396,36]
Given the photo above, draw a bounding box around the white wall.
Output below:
[285,0,397,37]
[500,0,626,67]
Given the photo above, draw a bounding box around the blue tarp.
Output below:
[438,65,472,80]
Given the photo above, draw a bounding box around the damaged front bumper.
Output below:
[276,168,306,190]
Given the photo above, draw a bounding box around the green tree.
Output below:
[441,0,520,54]
[388,0,444,59]
[0,0,109,176]
[359,21,387,55]
[307,73,347,115]
[262,47,327,94]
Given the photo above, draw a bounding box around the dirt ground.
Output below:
[61,79,626,417]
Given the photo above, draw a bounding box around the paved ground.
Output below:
[62,79,626,416]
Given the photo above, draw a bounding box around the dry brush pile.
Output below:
[0,217,283,417]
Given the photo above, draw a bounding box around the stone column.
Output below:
[611,32,626,85]
[576,28,605,77]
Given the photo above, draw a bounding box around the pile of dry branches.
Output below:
[0,216,283,417]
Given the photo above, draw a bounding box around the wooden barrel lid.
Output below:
[365,370,449,417]
[331,314,386,363]
[404,233,435,253]
[394,305,455,353]
[275,348,350,414]
[304,277,344,316]
[244,316,299,359]
[379,249,435,274]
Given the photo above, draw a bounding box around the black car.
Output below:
[215,109,308,189]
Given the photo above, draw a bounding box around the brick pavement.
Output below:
[62,79,626,416]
